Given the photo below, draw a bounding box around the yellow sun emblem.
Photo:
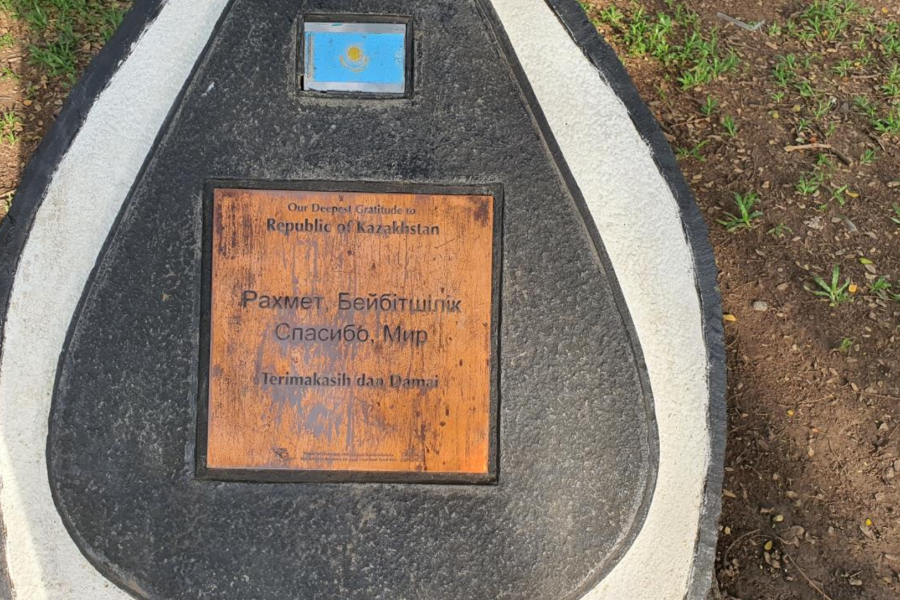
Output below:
[340,45,369,72]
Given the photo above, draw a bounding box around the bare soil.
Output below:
[584,0,900,598]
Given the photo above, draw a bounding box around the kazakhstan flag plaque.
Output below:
[302,19,409,95]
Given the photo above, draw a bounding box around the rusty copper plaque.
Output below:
[200,184,500,483]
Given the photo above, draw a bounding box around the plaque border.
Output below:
[295,14,415,100]
[196,179,503,485]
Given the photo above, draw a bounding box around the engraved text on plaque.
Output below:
[202,186,499,482]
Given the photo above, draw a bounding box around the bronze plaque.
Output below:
[201,185,499,482]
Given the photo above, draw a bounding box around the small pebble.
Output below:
[752,300,768,312]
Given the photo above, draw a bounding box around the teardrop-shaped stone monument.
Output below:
[0,1,725,599]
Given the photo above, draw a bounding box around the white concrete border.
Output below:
[0,1,228,597]
[0,0,712,597]
[489,1,711,598]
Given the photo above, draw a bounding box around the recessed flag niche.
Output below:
[302,20,408,95]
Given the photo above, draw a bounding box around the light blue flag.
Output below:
[304,22,407,94]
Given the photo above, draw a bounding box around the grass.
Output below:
[1,0,129,84]
[701,94,718,116]
[860,148,878,164]
[811,265,853,306]
[873,106,900,134]
[813,98,834,120]
[774,54,799,86]
[796,172,824,195]
[836,336,855,353]
[767,223,793,238]
[676,139,708,161]
[0,0,134,225]
[833,59,854,77]
[870,276,900,304]
[870,276,892,299]
[884,23,900,56]
[883,64,900,97]
[718,191,762,232]
[892,203,900,227]
[763,2,900,138]
[797,79,817,98]
[28,30,77,79]
[0,65,19,81]
[854,95,878,118]
[592,1,739,89]
[795,0,868,42]
[831,185,850,206]
[0,110,20,144]
[830,184,859,207]
[721,114,737,137]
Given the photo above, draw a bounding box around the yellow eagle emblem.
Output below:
[340,45,369,72]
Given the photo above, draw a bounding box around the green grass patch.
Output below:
[0,110,20,144]
[883,63,900,97]
[859,148,878,164]
[811,265,853,306]
[675,139,708,161]
[774,54,798,86]
[1,0,130,83]
[796,171,824,195]
[718,191,762,232]
[721,114,737,137]
[795,0,869,42]
[588,1,739,89]
[873,105,900,134]
[700,94,718,116]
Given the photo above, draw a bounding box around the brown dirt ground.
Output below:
[1,1,899,600]
[584,0,900,599]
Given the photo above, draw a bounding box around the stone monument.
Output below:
[0,1,725,598]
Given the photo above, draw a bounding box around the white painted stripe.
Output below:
[0,1,229,597]
[488,1,711,598]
